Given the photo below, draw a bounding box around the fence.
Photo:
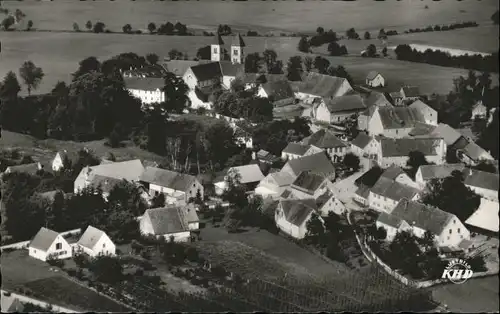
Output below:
[0,228,81,252]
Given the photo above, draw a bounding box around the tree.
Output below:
[364,31,371,40]
[146,53,159,65]
[72,56,101,80]
[304,56,313,72]
[107,180,147,216]
[93,22,105,33]
[419,230,436,252]
[492,10,499,25]
[298,36,310,53]
[151,193,166,208]
[406,150,429,178]
[327,65,353,85]
[346,28,359,39]
[477,109,499,159]
[73,22,80,32]
[268,60,284,75]
[316,27,325,35]
[0,71,21,99]
[162,72,189,113]
[305,212,326,246]
[147,22,156,34]
[378,29,386,39]
[1,16,15,31]
[286,56,303,81]
[313,56,330,74]
[89,256,123,284]
[19,61,45,95]
[327,41,348,56]
[365,44,377,58]
[382,47,388,57]
[222,169,248,209]
[122,23,132,34]
[244,52,261,73]
[168,49,184,60]
[85,20,92,31]
[342,153,360,172]
[27,20,34,31]
[263,49,278,72]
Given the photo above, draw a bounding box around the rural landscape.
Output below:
[1,0,499,313]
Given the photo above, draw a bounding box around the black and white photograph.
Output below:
[0,0,499,312]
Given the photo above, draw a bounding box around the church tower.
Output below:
[231,33,246,64]
[211,34,224,62]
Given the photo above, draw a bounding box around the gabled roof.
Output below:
[241,73,287,85]
[324,94,366,113]
[355,185,371,199]
[462,141,493,162]
[282,143,311,156]
[140,167,197,192]
[365,92,392,108]
[391,199,454,235]
[162,60,201,77]
[144,206,190,235]
[351,133,374,149]
[262,80,294,101]
[256,149,280,163]
[366,71,381,81]
[231,33,246,47]
[380,165,406,181]
[185,204,200,223]
[389,91,403,99]
[77,225,107,250]
[302,129,347,149]
[124,77,165,91]
[409,122,436,137]
[380,138,442,157]
[464,169,499,191]
[6,162,41,175]
[285,152,335,177]
[227,164,265,184]
[189,61,223,82]
[428,123,463,146]
[377,106,426,130]
[293,72,353,98]
[291,171,327,195]
[370,177,420,202]
[280,198,317,226]
[401,86,420,98]
[56,150,79,163]
[1,295,24,313]
[465,198,499,232]
[268,172,295,187]
[212,33,225,45]
[377,212,403,229]
[409,100,434,113]
[418,164,466,181]
[29,227,61,251]
[83,159,145,182]
[219,61,244,77]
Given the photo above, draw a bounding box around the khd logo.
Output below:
[441,258,473,284]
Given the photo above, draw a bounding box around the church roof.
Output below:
[212,33,225,45]
[232,33,246,47]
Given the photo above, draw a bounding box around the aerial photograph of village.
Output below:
[0,0,498,312]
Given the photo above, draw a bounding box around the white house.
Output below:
[301,129,349,162]
[214,164,265,195]
[415,164,466,189]
[288,171,331,200]
[52,150,79,172]
[464,169,499,202]
[254,171,295,200]
[367,106,433,138]
[471,101,488,120]
[124,77,166,106]
[257,80,295,107]
[350,133,379,158]
[1,295,25,313]
[293,72,353,102]
[377,199,470,248]
[281,152,336,181]
[408,100,438,126]
[139,166,204,205]
[366,71,385,87]
[76,225,116,257]
[184,204,200,231]
[140,206,191,242]
[377,137,447,168]
[312,95,367,124]
[368,176,420,213]
[275,198,320,239]
[316,190,346,216]
[380,165,420,189]
[456,141,494,166]
[29,227,72,262]
[281,143,322,160]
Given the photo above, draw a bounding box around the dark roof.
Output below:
[462,141,492,162]
[124,77,165,91]
[409,122,436,137]
[428,123,462,146]
[366,71,381,81]
[464,169,499,191]
[144,206,189,235]
[212,33,225,45]
[291,171,327,195]
[280,189,292,199]
[256,149,280,163]
[6,162,41,175]
[262,80,294,101]
[418,164,466,181]
[280,199,317,226]
[351,133,373,149]
[190,62,223,82]
[29,227,60,251]
[391,199,453,235]
[380,165,405,181]
[370,176,419,201]
[355,167,383,188]
[402,86,420,98]
[162,60,201,76]
[140,167,196,192]
[303,129,347,149]
[282,143,311,156]
[241,73,287,85]
[293,72,352,98]
[380,138,442,157]
[89,175,124,194]
[354,185,371,199]
[231,33,246,47]
[377,106,426,130]
[377,212,403,228]
[219,61,244,77]
[286,152,335,177]
[365,92,392,107]
[324,94,366,113]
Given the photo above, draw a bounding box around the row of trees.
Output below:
[394,44,499,73]
[405,21,478,34]
[243,49,284,74]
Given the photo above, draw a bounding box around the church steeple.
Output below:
[211,34,224,62]
[231,33,245,64]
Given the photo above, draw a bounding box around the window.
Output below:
[457,228,460,233]
[449,229,452,234]
[103,243,106,248]
[214,47,218,53]
[56,243,62,250]
[233,49,238,56]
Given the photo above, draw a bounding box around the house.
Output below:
[183,61,223,91]
[162,60,202,77]
[229,33,246,64]
[471,101,488,120]
[415,164,466,189]
[456,141,494,166]
[353,185,371,206]
[3,162,42,175]
[124,77,166,106]
[350,133,379,158]
[288,171,331,200]
[400,86,421,102]
[377,199,470,247]
[408,100,437,126]
[312,94,367,124]
[380,165,420,189]
[275,198,319,239]
[365,92,393,108]
[367,106,430,138]
[366,71,385,87]
[254,171,295,200]
[368,176,420,213]
[242,73,287,90]
[74,159,145,197]
[292,72,353,102]
[377,137,447,167]
[220,60,245,89]
[1,295,24,313]
[29,227,72,262]
[426,123,463,146]
[184,204,200,230]
[140,206,191,242]
[139,167,204,204]
[122,64,166,78]
[76,225,116,257]
[281,143,322,160]
[465,198,499,236]
[51,150,79,172]
[316,189,346,216]
[214,164,265,195]
[389,91,404,106]
[463,169,499,201]
[253,149,280,165]
[301,129,349,162]
[257,80,295,107]
[281,152,336,180]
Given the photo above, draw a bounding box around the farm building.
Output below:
[76,226,116,257]
[463,169,499,202]
[367,106,431,138]
[257,80,295,107]
[29,227,72,262]
[281,143,322,160]
[288,171,331,200]
[275,198,320,240]
[184,204,200,231]
[465,198,499,236]
[139,206,191,242]
[254,171,295,200]
[368,176,420,213]
[214,164,265,195]
[376,137,447,167]
[253,149,280,165]
[292,72,353,102]
[162,60,204,77]
[301,129,349,162]
[350,133,379,158]
[414,164,466,189]
[380,165,420,189]
[312,94,367,124]
[281,152,336,180]
[400,86,421,102]
[124,77,165,106]
[456,141,494,166]
[316,190,346,216]
[408,100,437,126]
[52,150,79,172]
[366,71,385,87]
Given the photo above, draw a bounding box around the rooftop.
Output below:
[351,133,373,149]
[262,80,294,102]
[282,142,312,156]
[370,176,420,203]
[324,94,366,113]
[29,227,61,251]
[465,198,499,232]
[291,171,327,195]
[292,72,353,98]
[464,169,499,192]
[418,164,466,181]
[285,152,335,178]
[144,206,190,235]
[377,106,426,130]
[190,61,223,82]
[77,225,107,250]
[227,164,265,184]
[280,198,317,226]
[140,167,197,192]
[377,211,403,229]
[124,77,165,91]
[380,138,442,157]
[162,60,201,77]
[402,86,420,98]
[302,129,347,149]
[366,71,381,81]
[390,199,453,235]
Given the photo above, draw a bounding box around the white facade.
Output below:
[148,180,203,205]
[183,68,199,90]
[436,218,471,248]
[29,235,72,262]
[231,45,243,64]
[77,234,116,258]
[368,191,419,213]
[52,153,65,172]
[275,205,314,240]
[211,44,221,62]
[318,196,346,216]
[139,216,191,242]
[377,140,447,168]
[376,220,411,242]
[295,80,352,102]
[366,74,385,87]
[350,138,379,158]
[128,88,165,105]
[281,146,322,161]
[313,102,356,124]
